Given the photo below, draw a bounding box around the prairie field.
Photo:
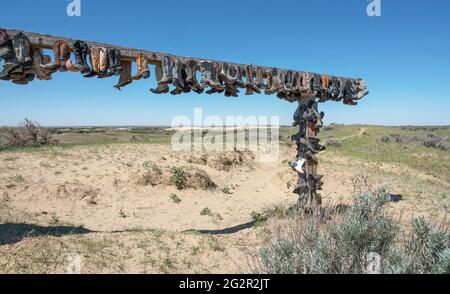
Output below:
[0,125,449,273]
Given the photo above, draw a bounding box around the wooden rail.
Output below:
[4,27,357,81]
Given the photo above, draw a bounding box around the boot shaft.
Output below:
[0,29,10,47]
[98,47,108,72]
[90,47,101,72]
[12,33,32,64]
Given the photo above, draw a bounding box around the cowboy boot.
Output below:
[150,63,170,94]
[212,62,226,92]
[83,46,100,78]
[337,78,349,99]
[159,56,174,85]
[219,63,238,84]
[317,75,330,102]
[349,78,369,100]
[330,77,340,99]
[312,73,322,93]
[113,49,123,76]
[244,65,261,95]
[32,48,52,81]
[171,60,190,95]
[97,47,109,78]
[0,44,14,80]
[13,33,33,66]
[2,33,33,78]
[114,60,132,91]
[171,58,185,92]
[0,29,9,47]
[41,40,68,74]
[234,65,247,89]
[78,41,91,74]
[264,69,273,95]
[66,41,85,73]
[132,53,150,80]
[200,61,224,93]
[74,41,90,74]
[255,67,264,89]
[185,60,204,94]
[102,48,115,77]
[299,73,315,96]
[265,68,280,95]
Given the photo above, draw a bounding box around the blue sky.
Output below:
[0,0,449,126]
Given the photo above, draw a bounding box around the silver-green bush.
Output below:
[255,189,449,274]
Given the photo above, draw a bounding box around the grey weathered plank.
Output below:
[3,27,355,80]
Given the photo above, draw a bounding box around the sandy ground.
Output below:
[0,143,448,273]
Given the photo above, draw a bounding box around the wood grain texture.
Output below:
[4,27,356,80]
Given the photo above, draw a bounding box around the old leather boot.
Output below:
[185,60,204,94]
[132,53,150,80]
[66,41,87,73]
[0,44,14,80]
[2,33,33,78]
[75,41,90,74]
[265,68,280,95]
[349,78,369,100]
[112,49,123,76]
[312,73,322,93]
[150,59,171,94]
[97,47,109,78]
[200,61,224,93]
[299,73,315,96]
[32,48,52,80]
[171,58,185,92]
[52,40,69,72]
[160,56,174,85]
[219,63,238,84]
[244,65,261,95]
[114,60,132,91]
[0,29,9,47]
[83,46,100,78]
[255,67,264,89]
[41,40,69,73]
[330,77,340,99]
[171,59,190,95]
[102,48,117,77]
[337,78,349,99]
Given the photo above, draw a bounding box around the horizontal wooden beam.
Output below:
[4,27,357,81]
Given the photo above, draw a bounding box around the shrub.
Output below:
[5,119,57,148]
[255,189,450,274]
[325,138,342,148]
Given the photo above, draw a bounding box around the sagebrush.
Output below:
[255,189,450,274]
[2,119,57,149]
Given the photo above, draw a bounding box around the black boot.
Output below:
[113,49,123,76]
[71,40,90,74]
